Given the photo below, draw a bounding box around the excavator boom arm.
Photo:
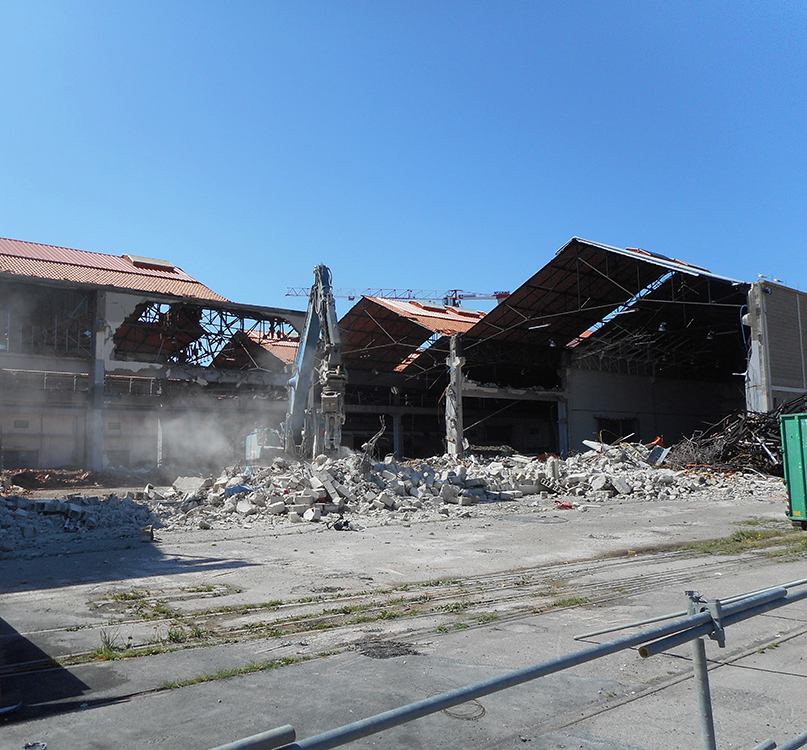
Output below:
[285,265,346,456]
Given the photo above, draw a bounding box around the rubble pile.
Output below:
[150,442,782,531]
[1,442,783,550]
[666,392,807,476]
[0,486,156,552]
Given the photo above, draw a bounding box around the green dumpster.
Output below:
[780,413,807,529]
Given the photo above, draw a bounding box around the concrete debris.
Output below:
[0,489,158,552]
[0,444,785,552]
[172,476,211,495]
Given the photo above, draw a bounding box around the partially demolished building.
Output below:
[1,235,803,469]
[337,238,752,457]
[0,237,303,470]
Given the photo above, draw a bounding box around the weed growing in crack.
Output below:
[189,624,209,639]
[159,657,305,690]
[92,629,126,660]
[166,626,188,643]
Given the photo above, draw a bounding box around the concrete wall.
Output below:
[745,281,807,412]
[0,395,288,470]
[565,367,743,452]
[1,408,86,468]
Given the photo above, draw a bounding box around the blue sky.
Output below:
[1,1,805,313]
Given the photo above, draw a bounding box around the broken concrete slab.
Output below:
[173,476,212,495]
[236,500,257,516]
[303,506,321,522]
[611,477,633,495]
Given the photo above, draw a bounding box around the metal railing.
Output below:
[210,577,807,750]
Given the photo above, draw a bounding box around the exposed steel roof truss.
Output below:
[112,301,297,369]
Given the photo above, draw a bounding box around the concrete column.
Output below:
[87,291,106,471]
[392,412,403,459]
[445,335,465,458]
[557,399,569,456]
[745,283,772,412]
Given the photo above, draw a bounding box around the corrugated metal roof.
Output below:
[461,237,744,348]
[0,236,227,301]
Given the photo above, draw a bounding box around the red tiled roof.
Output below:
[363,297,484,335]
[0,237,227,302]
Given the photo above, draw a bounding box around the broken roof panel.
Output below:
[0,237,227,302]
[211,331,299,371]
[364,297,484,335]
[463,237,745,348]
[246,333,299,365]
[569,269,749,379]
[340,297,484,371]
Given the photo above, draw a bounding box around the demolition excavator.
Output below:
[283,265,346,458]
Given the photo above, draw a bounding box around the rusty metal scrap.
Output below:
[667,392,807,475]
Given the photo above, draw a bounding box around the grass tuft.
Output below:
[166,626,188,643]
[182,584,215,593]
[160,657,304,690]
[110,590,146,602]
[91,629,126,660]
[689,527,799,555]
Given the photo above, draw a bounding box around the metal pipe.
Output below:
[689,594,717,750]
[693,636,716,750]
[575,576,807,641]
[777,728,807,750]
[749,741,777,750]
[640,620,717,659]
[270,584,807,750]
[275,610,714,750]
[640,588,788,658]
[209,725,296,750]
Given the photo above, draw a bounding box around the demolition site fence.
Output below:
[209,577,807,750]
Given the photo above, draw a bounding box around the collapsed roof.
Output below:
[340,297,484,372]
[0,235,751,383]
[211,331,298,371]
[338,238,750,383]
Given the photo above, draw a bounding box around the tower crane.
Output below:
[285,287,509,307]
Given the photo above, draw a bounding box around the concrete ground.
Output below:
[3,481,807,750]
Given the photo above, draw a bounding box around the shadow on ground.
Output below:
[0,616,91,721]
[0,536,259,594]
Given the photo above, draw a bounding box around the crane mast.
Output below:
[285,265,346,457]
